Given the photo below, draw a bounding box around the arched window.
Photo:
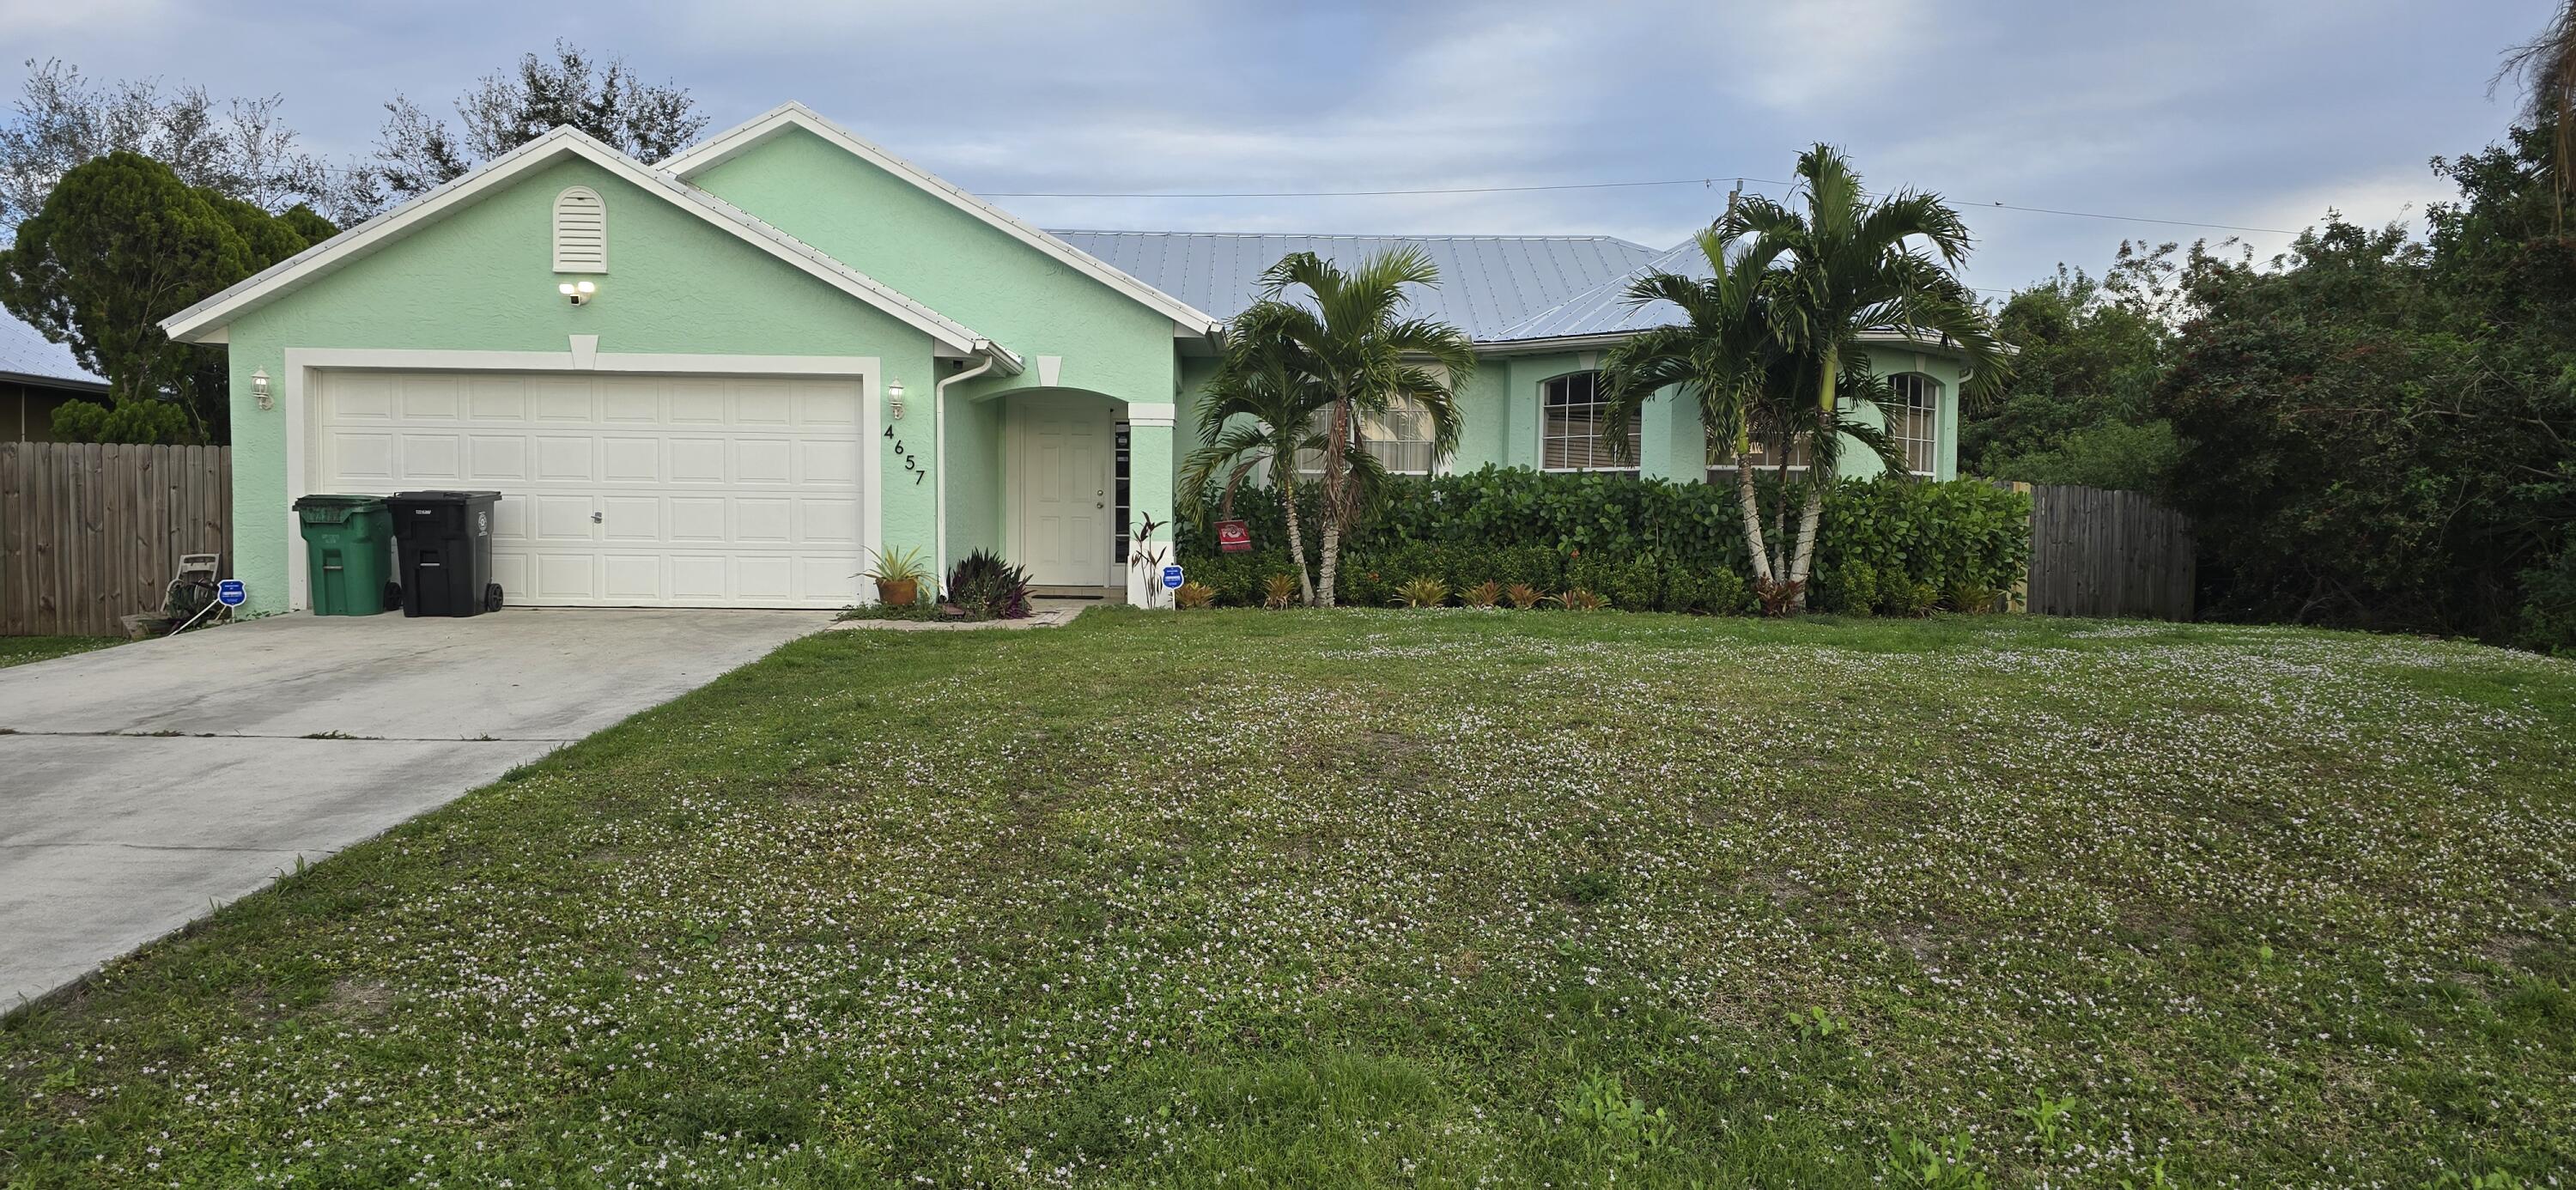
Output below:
[1541,372,1637,473]
[552,186,607,273]
[1886,373,1937,475]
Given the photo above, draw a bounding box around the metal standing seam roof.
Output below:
[1046,230,1661,343]
[0,311,106,389]
[1490,240,1708,343]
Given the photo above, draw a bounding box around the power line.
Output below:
[986,174,2306,236]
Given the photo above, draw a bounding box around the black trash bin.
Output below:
[389,490,505,617]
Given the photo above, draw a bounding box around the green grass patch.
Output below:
[3,610,2572,1186]
[0,634,121,670]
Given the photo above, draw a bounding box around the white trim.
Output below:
[161,127,1017,372]
[661,103,1223,337]
[277,347,879,611]
[1123,401,1176,428]
[568,334,598,369]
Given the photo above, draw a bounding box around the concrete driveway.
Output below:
[0,609,828,1009]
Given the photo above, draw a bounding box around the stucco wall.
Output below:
[214,155,937,615]
[687,126,1185,568]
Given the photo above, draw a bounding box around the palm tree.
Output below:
[1248,248,1476,606]
[1729,144,2006,606]
[1597,225,1801,591]
[1180,302,1331,606]
[2500,0,2576,226]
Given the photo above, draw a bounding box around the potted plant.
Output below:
[859,545,931,608]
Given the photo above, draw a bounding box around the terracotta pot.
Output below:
[876,577,920,607]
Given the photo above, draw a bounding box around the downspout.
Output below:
[932,350,1000,587]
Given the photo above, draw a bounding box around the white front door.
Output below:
[1012,401,1111,587]
[314,369,867,608]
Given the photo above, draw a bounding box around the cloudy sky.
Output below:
[2,0,2556,295]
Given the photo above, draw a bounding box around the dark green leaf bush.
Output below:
[1180,467,2029,614]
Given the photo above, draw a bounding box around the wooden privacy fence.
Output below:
[1,442,233,636]
[2020,483,2196,621]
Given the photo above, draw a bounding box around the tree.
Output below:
[1962,246,2180,491]
[1728,145,2006,606]
[1242,249,1476,606]
[1180,303,1334,606]
[1596,225,1803,590]
[371,42,707,203]
[0,152,328,444]
[0,58,367,232]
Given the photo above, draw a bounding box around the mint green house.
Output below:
[163,104,1984,614]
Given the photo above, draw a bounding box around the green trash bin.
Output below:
[292,495,396,616]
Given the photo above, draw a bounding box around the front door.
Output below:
[1013,401,1111,587]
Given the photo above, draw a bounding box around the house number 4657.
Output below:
[884,426,925,484]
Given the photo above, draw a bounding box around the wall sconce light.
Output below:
[887,379,906,421]
[251,368,273,411]
[556,280,597,306]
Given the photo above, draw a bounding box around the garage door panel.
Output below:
[531,376,594,422]
[536,554,600,599]
[531,495,599,542]
[736,440,793,484]
[467,375,526,420]
[399,374,463,419]
[319,370,864,608]
[668,498,728,542]
[735,498,793,543]
[802,498,860,544]
[467,435,528,482]
[534,436,595,481]
[671,555,727,598]
[604,556,662,600]
[602,438,660,483]
[400,434,463,482]
[331,433,396,483]
[601,496,661,542]
[670,439,726,483]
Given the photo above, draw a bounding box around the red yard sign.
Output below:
[1215,519,1252,552]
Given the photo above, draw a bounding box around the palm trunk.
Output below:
[1784,349,1838,610]
[1280,477,1315,606]
[1317,522,1340,609]
[1734,444,1773,584]
[1315,397,1351,608]
[1770,437,1791,578]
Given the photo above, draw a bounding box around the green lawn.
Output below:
[5,610,2573,1187]
[0,634,121,670]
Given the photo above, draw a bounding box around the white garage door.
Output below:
[315,370,867,608]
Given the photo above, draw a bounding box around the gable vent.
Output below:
[552,186,607,273]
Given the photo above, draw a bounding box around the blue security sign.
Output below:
[215,579,247,607]
[1161,565,1184,591]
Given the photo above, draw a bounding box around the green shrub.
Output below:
[1818,561,1879,616]
[1179,466,2030,611]
[1663,568,1752,615]
[1878,577,1940,617]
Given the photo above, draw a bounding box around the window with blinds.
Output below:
[552,186,607,273]
[1886,373,1937,475]
[1542,372,1637,472]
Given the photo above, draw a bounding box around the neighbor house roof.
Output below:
[0,312,107,391]
[1487,240,2005,358]
[1047,231,1659,343]
[160,127,1021,372]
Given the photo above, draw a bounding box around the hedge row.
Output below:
[1176,466,2030,614]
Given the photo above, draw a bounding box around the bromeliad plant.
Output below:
[1505,582,1547,610]
[1461,580,1502,609]
[1173,580,1217,610]
[1389,576,1449,608]
[1261,573,1298,610]
[942,549,1030,620]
